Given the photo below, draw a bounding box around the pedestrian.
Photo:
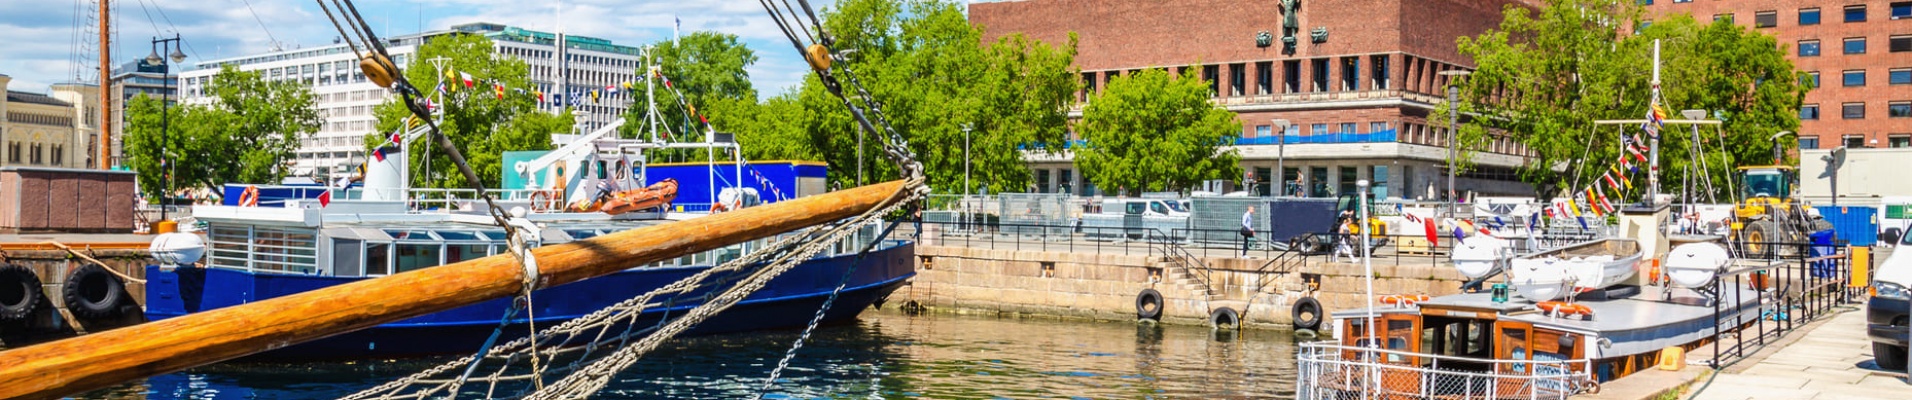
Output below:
[1334,216,1358,262]
[1241,206,1256,257]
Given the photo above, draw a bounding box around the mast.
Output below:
[1647,39,1661,205]
[98,0,111,169]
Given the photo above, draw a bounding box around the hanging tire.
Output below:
[1209,306,1241,330]
[63,265,125,320]
[1292,296,1324,331]
[1135,289,1165,320]
[0,264,44,322]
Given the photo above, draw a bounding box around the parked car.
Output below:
[1869,233,1912,370]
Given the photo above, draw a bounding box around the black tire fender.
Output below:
[1135,288,1165,320]
[1292,296,1324,331]
[0,264,45,321]
[63,265,125,320]
[1209,306,1241,330]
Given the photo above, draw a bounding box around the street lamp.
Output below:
[1438,70,1471,217]
[1272,118,1290,197]
[1769,131,1793,164]
[148,33,187,221]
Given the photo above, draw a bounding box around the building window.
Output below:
[1892,35,1911,52]
[1846,5,1867,22]
[1673,0,1690,3]
[1340,122,1357,134]
[1844,102,1866,119]
[1847,135,1869,148]
[1802,71,1821,88]
[1844,70,1867,86]
[1254,124,1272,138]
[1845,37,1867,54]
[1080,72,1095,101]
[6,142,17,163]
[1893,68,1912,84]
[1341,57,1360,91]
[1310,123,1328,135]
[1640,0,1652,5]
[1891,135,1912,148]
[1229,63,1246,96]
[1754,11,1777,27]
[51,145,62,166]
[1894,2,1912,19]
[1311,58,1329,92]
[1371,122,1389,133]
[1891,102,1912,118]
[1202,65,1220,97]
[1799,137,1820,149]
[1256,61,1273,95]
[1371,55,1390,90]
[1283,60,1301,93]
[30,144,42,165]
[1801,104,1820,120]
[1713,13,1733,23]
[1799,40,1820,57]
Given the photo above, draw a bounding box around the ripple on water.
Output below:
[82,309,1300,399]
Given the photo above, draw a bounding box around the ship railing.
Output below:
[1295,342,1596,400]
[342,187,566,213]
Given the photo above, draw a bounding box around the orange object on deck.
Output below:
[1376,294,1430,307]
[601,179,679,215]
[1536,301,1594,318]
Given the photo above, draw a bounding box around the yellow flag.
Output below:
[1568,197,1583,217]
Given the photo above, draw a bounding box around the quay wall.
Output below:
[904,245,1470,329]
[0,249,150,346]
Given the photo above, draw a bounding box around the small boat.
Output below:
[1506,238,1642,301]
[1451,236,1511,280]
[601,179,678,214]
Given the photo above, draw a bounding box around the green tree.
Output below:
[1455,0,1806,200]
[373,33,553,188]
[791,0,1079,193]
[1075,68,1242,196]
[123,65,320,197]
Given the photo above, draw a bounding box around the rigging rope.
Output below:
[320,0,929,397]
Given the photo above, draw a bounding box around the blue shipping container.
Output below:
[1814,205,1878,246]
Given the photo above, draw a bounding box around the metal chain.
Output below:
[753,220,900,399]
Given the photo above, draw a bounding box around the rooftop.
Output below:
[5,91,73,107]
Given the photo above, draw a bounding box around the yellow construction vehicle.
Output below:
[1733,165,1832,257]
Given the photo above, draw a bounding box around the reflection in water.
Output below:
[83,310,1299,399]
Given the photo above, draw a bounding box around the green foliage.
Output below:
[1456,0,1806,200]
[1075,68,1242,196]
[123,65,320,197]
[785,0,1080,193]
[373,33,554,189]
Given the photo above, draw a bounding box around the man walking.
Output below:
[1241,206,1256,257]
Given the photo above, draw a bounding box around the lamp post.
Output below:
[1769,131,1793,164]
[1272,118,1290,196]
[963,124,972,230]
[1438,70,1470,217]
[148,33,187,221]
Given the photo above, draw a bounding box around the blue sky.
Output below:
[0,0,853,100]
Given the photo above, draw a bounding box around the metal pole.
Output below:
[1648,40,1662,205]
[1438,70,1469,216]
[1273,119,1289,196]
[1358,178,1376,398]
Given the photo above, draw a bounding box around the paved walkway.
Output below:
[1688,310,1910,400]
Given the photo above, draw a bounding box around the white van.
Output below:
[1869,239,1910,371]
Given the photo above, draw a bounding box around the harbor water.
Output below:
[79,309,1300,399]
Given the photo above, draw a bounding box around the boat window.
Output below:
[1386,320,1414,363]
[1503,326,1530,373]
[492,245,508,256]
[366,243,392,275]
[208,225,251,269]
[384,229,431,240]
[479,230,508,241]
[446,244,489,264]
[436,231,480,241]
[333,239,363,277]
[1467,320,1489,355]
[395,243,442,273]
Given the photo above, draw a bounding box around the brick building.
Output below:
[974,0,1540,200]
[1639,1,1912,150]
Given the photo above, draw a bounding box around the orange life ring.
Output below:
[529,190,553,212]
[1376,294,1431,307]
[1536,301,1594,318]
[239,186,261,207]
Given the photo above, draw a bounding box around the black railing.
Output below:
[1705,240,1860,369]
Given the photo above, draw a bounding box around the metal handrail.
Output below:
[1296,342,1596,400]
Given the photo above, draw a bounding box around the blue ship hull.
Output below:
[144,241,916,360]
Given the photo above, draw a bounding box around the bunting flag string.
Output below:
[1642,103,1667,140]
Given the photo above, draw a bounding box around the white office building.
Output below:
[177,22,641,178]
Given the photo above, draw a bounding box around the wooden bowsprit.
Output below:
[0,181,907,400]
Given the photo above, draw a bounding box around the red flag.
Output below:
[390,132,402,146]
[1421,215,1438,244]
[372,147,386,162]
[318,190,332,207]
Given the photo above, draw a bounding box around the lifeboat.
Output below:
[600,179,679,215]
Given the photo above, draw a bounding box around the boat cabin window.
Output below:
[333,239,363,276]
[447,244,490,264]
[206,224,319,274]
[1501,325,1531,373]
[395,243,442,273]
[366,243,392,275]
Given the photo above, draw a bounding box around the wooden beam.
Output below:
[0,180,907,400]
